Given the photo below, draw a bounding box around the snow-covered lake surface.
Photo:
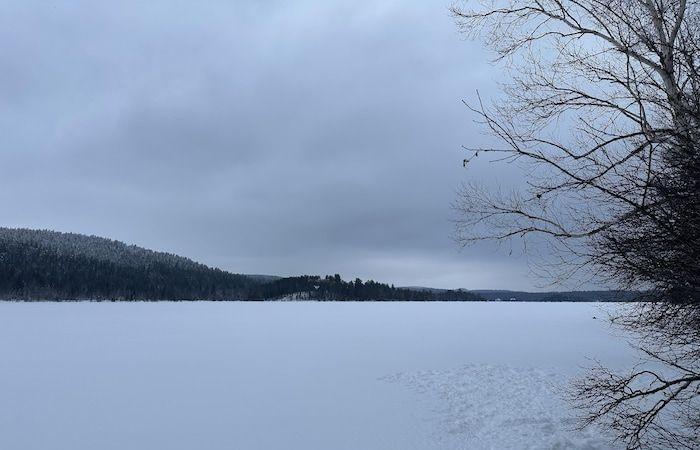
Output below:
[0,302,637,450]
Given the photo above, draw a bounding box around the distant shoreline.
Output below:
[0,298,631,303]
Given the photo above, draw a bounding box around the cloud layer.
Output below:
[0,0,537,289]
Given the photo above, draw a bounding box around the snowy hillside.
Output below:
[0,227,254,300]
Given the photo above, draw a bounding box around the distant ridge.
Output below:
[402,287,634,302]
[0,228,482,301]
[0,227,633,302]
[244,274,282,283]
[469,289,633,302]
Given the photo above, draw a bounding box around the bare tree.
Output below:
[451,1,700,448]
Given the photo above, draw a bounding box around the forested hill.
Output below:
[0,228,256,300]
[0,228,482,301]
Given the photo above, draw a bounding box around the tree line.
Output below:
[248,274,482,301]
[0,228,480,301]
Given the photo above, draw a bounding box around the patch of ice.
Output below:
[382,364,618,450]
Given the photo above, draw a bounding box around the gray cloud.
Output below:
[0,0,540,290]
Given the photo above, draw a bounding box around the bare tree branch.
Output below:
[452,1,700,447]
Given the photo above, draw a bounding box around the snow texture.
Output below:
[382,365,618,449]
[0,301,635,450]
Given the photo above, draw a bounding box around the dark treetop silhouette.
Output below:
[0,228,482,301]
[452,0,700,448]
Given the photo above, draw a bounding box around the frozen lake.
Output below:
[0,302,636,449]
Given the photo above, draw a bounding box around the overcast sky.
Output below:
[0,0,543,290]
